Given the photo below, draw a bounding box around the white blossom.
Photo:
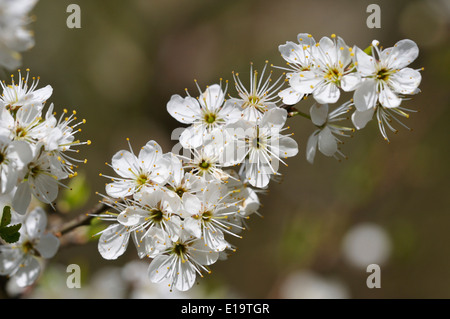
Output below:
[148,229,219,292]
[103,139,172,198]
[227,62,284,122]
[225,107,298,188]
[306,101,354,163]
[167,82,241,149]
[0,207,59,287]
[277,33,317,105]
[0,0,38,70]
[182,182,241,251]
[351,39,422,141]
[280,34,360,105]
[0,69,52,110]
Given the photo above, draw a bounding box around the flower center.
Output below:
[137,174,148,186]
[204,113,216,124]
[149,209,164,223]
[29,165,41,178]
[248,95,260,105]
[15,126,27,139]
[252,137,262,149]
[202,210,213,222]
[199,160,211,170]
[175,187,186,198]
[376,68,391,82]
[324,67,342,83]
[172,242,187,257]
[22,240,40,256]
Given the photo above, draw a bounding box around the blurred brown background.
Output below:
[10,0,450,298]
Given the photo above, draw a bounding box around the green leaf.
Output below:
[363,45,373,56]
[0,223,22,244]
[1,206,11,227]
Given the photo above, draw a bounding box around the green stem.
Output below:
[289,110,311,120]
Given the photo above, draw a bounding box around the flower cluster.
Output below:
[0,0,38,70]
[278,33,422,162]
[0,207,59,287]
[96,71,298,291]
[96,33,422,292]
[0,69,89,286]
[0,70,89,216]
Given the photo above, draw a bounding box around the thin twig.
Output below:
[55,202,108,237]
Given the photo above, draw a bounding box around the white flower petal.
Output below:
[336,36,351,66]
[316,36,337,63]
[289,71,320,94]
[272,136,299,158]
[297,33,316,47]
[8,140,33,168]
[0,247,23,275]
[318,126,338,157]
[183,217,202,239]
[181,192,202,217]
[179,125,205,149]
[173,259,197,292]
[27,85,53,105]
[167,95,201,124]
[278,87,304,106]
[385,39,419,70]
[117,207,146,227]
[313,82,340,104]
[12,182,31,215]
[198,84,225,111]
[353,79,378,111]
[341,73,361,92]
[14,256,40,287]
[25,207,47,239]
[30,173,58,204]
[379,85,401,108]
[98,224,130,260]
[190,240,219,265]
[245,162,272,188]
[310,103,328,126]
[354,46,377,76]
[35,233,59,259]
[260,107,287,130]
[148,254,172,283]
[111,150,138,179]
[351,108,375,130]
[389,68,422,95]
[279,41,303,64]
[105,180,134,198]
[138,140,162,172]
[306,131,319,164]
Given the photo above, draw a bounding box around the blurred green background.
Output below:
[5,0,449,298]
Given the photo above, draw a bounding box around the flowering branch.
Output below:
[0,0,423,295]
[54,201,108,237]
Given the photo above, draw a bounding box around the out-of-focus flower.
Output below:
[279,270,350,299]
[0,0,38,70]
[0,207,59,287]
[341,222,392,268]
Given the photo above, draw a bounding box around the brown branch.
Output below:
[54,201,108,237]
